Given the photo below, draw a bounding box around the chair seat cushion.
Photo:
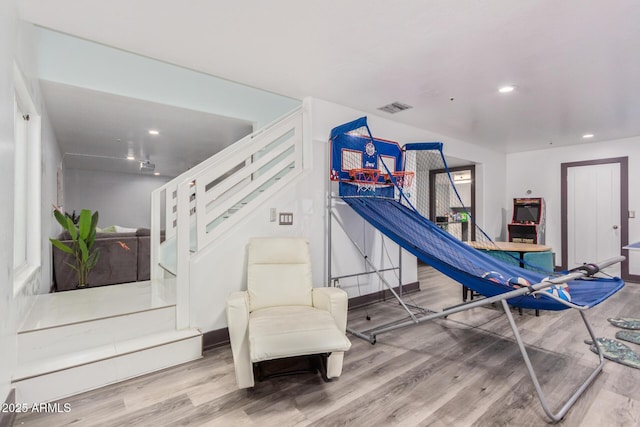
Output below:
[249,306,352,363]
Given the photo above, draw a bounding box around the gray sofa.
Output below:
[52,228,154,291]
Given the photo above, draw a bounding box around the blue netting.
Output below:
[344,198,623,310]
[330,117,624,310]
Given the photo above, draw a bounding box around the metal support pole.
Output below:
[398,244,403,298]
[332,267,400,281]
[501,299,604,423]
[327,193,332,287]
[331,210,419,323]
[356,255,624,342]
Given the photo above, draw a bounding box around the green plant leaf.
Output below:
[87,228,96,250]
[53,209,68,228]
[78,239,88,262]
[55,208,100,288]
[50,238,74,254]
[78,209,92,240]
[67,217,78,240]
[91,211,99,232]
[88,249,100,269]
[65,261,79,272]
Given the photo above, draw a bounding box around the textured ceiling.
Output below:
[21,0,640,154]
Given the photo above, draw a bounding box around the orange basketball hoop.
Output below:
[348,168,380,193]
[384,171,415,188]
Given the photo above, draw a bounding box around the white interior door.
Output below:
[567,163,621,276]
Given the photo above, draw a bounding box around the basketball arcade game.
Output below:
[327,117,625,423]
[327,117,423,332]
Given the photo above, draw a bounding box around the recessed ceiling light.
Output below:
[126,155,135,160]
[582,133,594,139]
[153,172,160,176]
[498,85,515,93]
[148,129,159,135]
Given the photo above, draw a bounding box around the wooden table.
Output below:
[468,241,551,253]
[467,240,552,270]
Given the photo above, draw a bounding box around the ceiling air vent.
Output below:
[377,102,413,114]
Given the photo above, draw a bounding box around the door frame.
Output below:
[429,165,476,241]
[560,157,636,281]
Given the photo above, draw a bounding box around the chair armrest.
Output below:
[226,291,254,388]
[227,291,250,335]
[312,287,349,332]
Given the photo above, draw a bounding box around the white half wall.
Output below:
[189,97,508,332]
[64,168,170,229]
[506,136,640,275]
[34,26,301,128]
[188,127,328,331]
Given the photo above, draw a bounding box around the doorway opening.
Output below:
[561,157,636,281]
[429,165,476,242]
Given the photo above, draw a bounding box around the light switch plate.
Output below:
[279,212,293,225]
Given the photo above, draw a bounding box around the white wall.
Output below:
[35,27,301,129]
[0,0,18,405]
[189,97,508,332]
[64,168,170,229]
[0,4,63,406]
[0,12,67,407]
[16,22,64,294]
[506,136,640,274]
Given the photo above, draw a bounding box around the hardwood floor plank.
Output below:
[15,267,640,426]
[580,388,639,427]
[101,394,194,427]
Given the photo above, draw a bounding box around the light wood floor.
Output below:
[16,266,640,426]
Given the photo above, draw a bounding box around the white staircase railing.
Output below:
[150,106,306,328]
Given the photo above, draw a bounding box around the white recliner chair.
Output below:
[226,237,351,389]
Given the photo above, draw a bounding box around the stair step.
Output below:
[17,305,176,364]
[19,279,175,332]
[12,278,199,404]
[13,328,202,404]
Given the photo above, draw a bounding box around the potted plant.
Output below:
[50,207,100,288]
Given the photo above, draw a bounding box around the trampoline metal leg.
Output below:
[501,300,604,423]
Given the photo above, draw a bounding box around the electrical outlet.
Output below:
[630,210,636,219]
[279,212,293,225]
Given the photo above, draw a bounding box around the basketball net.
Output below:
[349,168,379,194]
[356,180,377,193]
